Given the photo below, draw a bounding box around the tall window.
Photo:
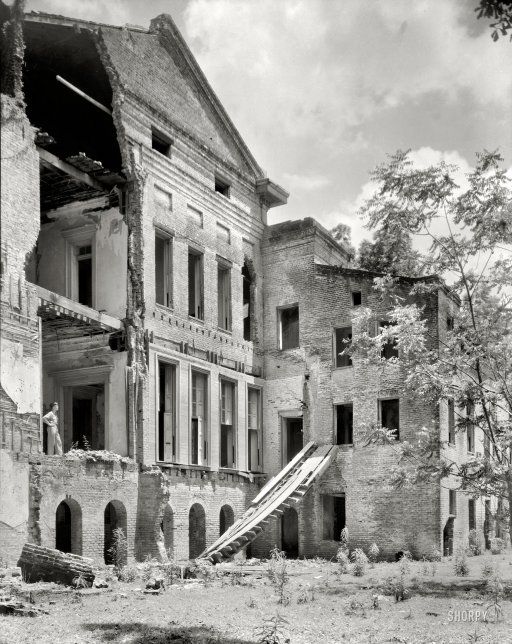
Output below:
[448,399,455,444]
[191,371,207,465]
[76,244,93,307]
[466,402,475,453]
[380,321,399,359]
[188,250,203,320]
[336,403,353,445]
[322,495,346,541]
[335,327,352,367]
[158,362,176,462]
[449,489,457,516]
[217,263,232,331]
[468,499,476,531]
[220,380,236,468]
[155,232,172,307]
[242,261,254,342]
[279,305,299,349]
[248,388,261,471]
[380,398,400,439]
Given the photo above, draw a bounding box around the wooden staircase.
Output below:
[199,442,335,563]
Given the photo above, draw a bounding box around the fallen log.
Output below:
[17,543,95,587]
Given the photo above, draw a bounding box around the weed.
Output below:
[118,564,137,582]
[468,529,484,556]
[140,555,159,583]
[345,597,366,617]
[466,628,483,643]
[368,542,380,566]
[339,527,349,553]
[480,560,494,578]
[254,612,289,644]
[429,547,442,562]
[246,596,257,609]
[108,527,128,576]
[351,548,368,577]
[267,548,289,605]
[454,548,470,577]
[490,537,505,555]
[72,572,89,589]
[484,573,504,622]
[398,552,411,577]
[296,583,315,604]
[336,546,350,574]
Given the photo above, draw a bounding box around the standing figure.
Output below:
[42,402,63,455]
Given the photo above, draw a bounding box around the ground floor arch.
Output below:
[189,503,206,559]
[104,500,127,565]
[219,504,234,536]
[55,498,82,555]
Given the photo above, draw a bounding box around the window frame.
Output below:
[188,248,204,320]
[151,127,172,157]
[217,259,232,332]
[63,225,96,309]
[449,489,457,516]
[447,399,456,445]
[190,368,209,466]
[379,397,400,440]
[219,377,237,469]
[351,291,362,306]
[379,320,399,360]
[214,175,231,198]
[247,386,262,472]
[335,403,354,446]
[334,326,353,368]
[156,358,178,463]
[322,494,346,541]
[155,228,173,309]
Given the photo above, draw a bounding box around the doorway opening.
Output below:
[189,503,206,559]
[284,417,303,464]
[219,505,234,536]
[65,383,105,450]
[55,498,82,555]
[104,500,127,565]
[281,507,299,558]
[443,517,454,557]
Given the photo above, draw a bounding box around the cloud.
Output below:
[184,0,512,160]
[281,173,330,191]
[26,0,131,25]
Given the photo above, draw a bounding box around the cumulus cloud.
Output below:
[282,173,331,191]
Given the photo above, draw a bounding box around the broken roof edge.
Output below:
[24,10,148,33]
[266,216,353,258]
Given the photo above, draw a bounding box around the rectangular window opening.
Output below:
[248,388,261,472]
[191,371,207,465]
[151,127,172,157]
[352,291,362,306]
[469,499,476,531]
[155,232,172,308]
[448,399,455,445]
[77,244,92,307]
[242,261,254,342]
[449,489,457,516]
[279,305,299,350]
[322,495,346,541]
[217,263,232,331]
[447,316,454,331]
[220,380,236,468]
[188,250,204,320]
[380,321,399,360]
[215,175,230,197]
[466,402,475,453]
[336,403,353,445]
[158,362,176,462]
[380,398,400,440]
[335,326,352,368]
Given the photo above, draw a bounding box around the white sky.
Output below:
[25,0,512,248]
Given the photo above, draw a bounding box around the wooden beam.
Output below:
[37,147,106,193]
[56,75,112,115]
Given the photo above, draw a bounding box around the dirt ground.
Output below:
[1,553,512,644]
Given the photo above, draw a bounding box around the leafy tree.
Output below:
[356,222,423,276]
[350,149,512,543]
[475,0,512,41]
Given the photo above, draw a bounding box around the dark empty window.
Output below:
[448,399,455,444]
[380,398,400,439]
[155,233,172,308]
[352,291,362,306]
[217,263,232,331]
[447,316,454,331]
[468,499,476,531]
[336,404,353,445]
[322,495,346,541]
[280,306,299,349]
[380,321,399,359]
[215,176,230,197]
[335,327,352,367]
[152,128,172,156]
[188,250,203,320]
[466,402,475,453]
[242,261,254,342]
[77,245,92,307]
[449,489,457,516]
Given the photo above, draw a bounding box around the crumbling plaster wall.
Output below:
[0,451,30,565]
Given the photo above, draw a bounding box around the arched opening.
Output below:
[281,507,299,559]
[219,504,234,536]
[161,504,174,558]
[443,517,454,557]
[55,498,82,555]
[189,503,206,559]
[104,500,127,565]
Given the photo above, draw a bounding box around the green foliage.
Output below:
[117,564,137,582]
[454,548,470,577]
[475,1,512,41]
[357,222,423,276]
[266,547,290,605]
[351,149,512,545]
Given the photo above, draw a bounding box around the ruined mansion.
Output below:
[0,8,491,567]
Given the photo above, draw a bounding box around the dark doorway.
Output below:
[281,507,299,558]
[189,503,206,559]
[69,383,104,450]
[285,418,303,464]
[104,500,127,565]
[55,501,71,553]
[219,505,234,536]
[443,517,454,556]
[484,500,491,550]
[73,397,93,448]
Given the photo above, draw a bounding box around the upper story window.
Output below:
[380,398,400,440]
[158,361,176,462]
[449,489,457,516]
[448,399,455,444]
[76,245,93,307]
[155,231,172,308]
[352,291,362,306]
[446,316,454,331]
[336,403,353,445]
[220,380,236,468]
[191,370,208,465]
[154,186,172,214]
[217,261,232,331]
[248,387,262,472]
[380,321,399,360]
[151,127,172,157]
[466,402,475,453]
[334,326,352,368]
[214,175,230,198]
[188,249,204,320]
[63,226,96,309]
[279,305,299,350]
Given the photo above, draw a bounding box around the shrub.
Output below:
[108,528,128,576]
[429,547,442,562]
[267,548,289,605]
[481,560,494,578]
[351,548,368,577]
[454,548,470,577]
[398,552,411,577]
[118,564,137,582]
[339,526,349,552]
[368,543,380,565]
[468,529,484,556]
[140,555,159,583]
[484,573,504,622]
[490,537,505,555]
[336,547,350,574]
[254,613,289,644]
